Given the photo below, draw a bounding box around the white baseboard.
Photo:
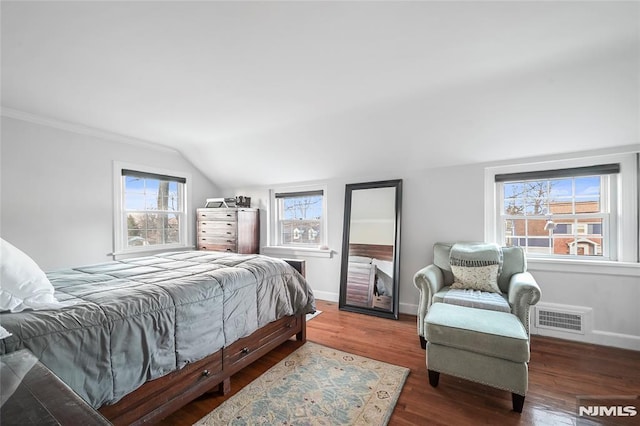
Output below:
[400,302,418,315]
[531,327,640,351]
[590,330,640,351]
[312,290,418,316]
[313,290,339,303]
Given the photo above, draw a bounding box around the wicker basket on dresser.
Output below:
[196,208,259,254]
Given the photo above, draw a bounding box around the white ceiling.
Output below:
[2,1,638,187]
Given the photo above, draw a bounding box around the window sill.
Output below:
[527,257,640,277]
[262,246,333,259]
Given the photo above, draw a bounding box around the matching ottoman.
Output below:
[425,302,530,412]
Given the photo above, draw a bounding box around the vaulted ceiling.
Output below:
[2,1,638,187]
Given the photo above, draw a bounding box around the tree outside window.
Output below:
[275,191,324,247]
[122,170,185,249]
[502,175,606,257]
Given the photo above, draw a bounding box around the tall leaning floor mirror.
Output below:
[339,179,402,320]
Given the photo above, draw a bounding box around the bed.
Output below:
[0,249,315,425]
[345,243,394,309]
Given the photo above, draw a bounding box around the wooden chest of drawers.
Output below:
[196,208,259,254]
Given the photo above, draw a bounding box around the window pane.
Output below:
[279,219,321,245]
[527,237,551,253]
[553,223,572,235]
[166,214,180,243]
[127,213,148,231]
[122,170,185,249]
[497,166,615,259]
[125,193,145,211]
[522,181,547,201]
[524,199,545,216]
[575,176,601,213]
[277,193,323,246]
[550,200,573,214]
[128,230,148,247]
[282,195,323,220]
[549,178,573,200]
[504,199,524,215]
[504,182,524,199]
[527,218,548,237]
[575,176,600,197]
[503,218,525,240]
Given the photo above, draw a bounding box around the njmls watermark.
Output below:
[577,395,639,426]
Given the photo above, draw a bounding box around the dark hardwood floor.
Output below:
[161,300,640,425]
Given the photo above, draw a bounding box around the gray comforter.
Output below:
[0,251,315,408]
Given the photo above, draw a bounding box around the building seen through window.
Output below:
[501,174,609,257]
[275,191,323,247]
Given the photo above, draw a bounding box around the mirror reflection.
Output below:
[339,180,402,320]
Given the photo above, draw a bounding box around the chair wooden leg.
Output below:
[512,393,525,413]
[420,335,426,349]
[428,369,439,387]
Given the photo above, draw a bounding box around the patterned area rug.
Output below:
[194,341,409,426]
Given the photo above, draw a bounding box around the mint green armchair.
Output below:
[414,242,542,412]
[413,242,541,349]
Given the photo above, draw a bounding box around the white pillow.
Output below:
[0,238,68,312]
[0,325,12,339]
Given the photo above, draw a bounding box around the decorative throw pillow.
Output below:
[0,238,68,312]
[449,242,503,293]
[450,264,501,293]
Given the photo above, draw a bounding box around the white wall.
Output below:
[229,148,639,351]
[0,116,221,270]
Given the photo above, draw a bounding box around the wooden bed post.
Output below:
[283,259,309,343]
[297,314,307,342]
[219,377,231,395]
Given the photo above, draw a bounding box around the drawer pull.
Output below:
[241,347,250,355]
[202,369,211,377]
[226,248,232,252]
[227,223,232,226]
[287,323,293,328]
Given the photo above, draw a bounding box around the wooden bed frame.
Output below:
[98,259,308,425]
[345,244,394,308]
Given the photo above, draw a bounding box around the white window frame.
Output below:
[484,152,638,266]
[113,161,191,257]
[263,184,331,258]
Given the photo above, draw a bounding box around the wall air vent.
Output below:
[536,306,585,334]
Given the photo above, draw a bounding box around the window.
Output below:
[274,190,324,247]
[114,164,189,255]
[486,153,639,263]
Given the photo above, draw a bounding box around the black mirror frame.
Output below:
[338,179,402,320]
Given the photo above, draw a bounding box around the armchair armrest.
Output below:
[413,264,445,338]
[508,272,541,336]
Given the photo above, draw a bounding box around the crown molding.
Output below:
[1,107,179,154]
